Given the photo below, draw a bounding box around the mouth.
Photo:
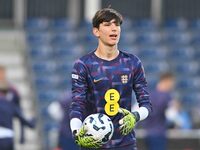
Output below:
[109,34,118,40]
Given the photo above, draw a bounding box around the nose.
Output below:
[111,23,117,31]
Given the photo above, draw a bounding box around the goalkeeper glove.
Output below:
[73,125,103,148]
[118,108,140,135]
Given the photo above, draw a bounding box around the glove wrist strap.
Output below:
[132,111,140,122]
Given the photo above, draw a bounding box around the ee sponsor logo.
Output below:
[104,89,120,116]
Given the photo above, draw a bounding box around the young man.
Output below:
[69,8,152,150]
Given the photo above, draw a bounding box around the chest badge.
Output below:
[121,75,128,84]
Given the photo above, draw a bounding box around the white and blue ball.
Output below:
[83,113,114,144]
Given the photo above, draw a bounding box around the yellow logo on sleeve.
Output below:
[104,89,120,116]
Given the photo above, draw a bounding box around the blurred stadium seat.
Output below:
[132,19,157,31]
[26,31,52,45]
[51,31,78,46]
[168,46,195,61]
[31,60,57,75]
[135,31,162,45]
[176,77,200,91]
[137,45,168,60]
[163,18,188,31]
[144,61,169,75]
[163,31,192,46]
[50,18,77,31]
[28,45,54,59]
[172,61,199,76]
[25,18,50,31]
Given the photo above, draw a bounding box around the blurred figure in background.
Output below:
[48,92,78,150]
[0,64,27,145]
[166,99,192,130]
[0,65,36,150]
[141,72,175,150]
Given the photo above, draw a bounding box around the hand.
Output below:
[73,126,103,148]
[118,108,138,135]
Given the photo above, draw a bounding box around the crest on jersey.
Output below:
[121,75,128,84]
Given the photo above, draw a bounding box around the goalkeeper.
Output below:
[69,7,152,150]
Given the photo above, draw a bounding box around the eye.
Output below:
[105,23,110,26]
[103,22,111,26]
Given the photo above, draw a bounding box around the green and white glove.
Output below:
[118,108,140,135]
[73,126,103,148]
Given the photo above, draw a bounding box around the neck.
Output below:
[95,44,119,61]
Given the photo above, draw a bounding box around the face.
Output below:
[93,19,121,46]
[163,78,175,91]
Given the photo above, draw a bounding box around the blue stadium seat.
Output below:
[143,62,169,75]
[26,32,52,45]
[120,31,137,45]
[169,46,194,61]
[189,19,200,30]
[164,18,188,31]
[54,45,84,59]
[57,61,73,72]
[25,18,50,31]
[163,31,192,45]
[132,19,157,31]
[37,89,62,101]
[121,17,133,31]
[28,45,53,59]
[176,77,200,90]
[50,18,76,31]
[34,75,61,89]
[172,61,199,76]
[191,32,200,45]
[137,46,168,60]
[32,60,57,75]
[135,31,162,45]
[51,31,78,46]
[79,20,92,30]
[180,92,200,107]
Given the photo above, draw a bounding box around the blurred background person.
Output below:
[140,72,176,150]
[0,65,28,144]
[166,99,192,130]
[47,91,78,150]
[0,65,36,150]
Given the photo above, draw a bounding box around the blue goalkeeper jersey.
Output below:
[70,50,152,148]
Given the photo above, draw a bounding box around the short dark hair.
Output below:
[159,72,175,81]
[92,8,123,28]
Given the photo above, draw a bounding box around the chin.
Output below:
[108,41,118,47]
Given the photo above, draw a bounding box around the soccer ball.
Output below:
[83,113,114,144]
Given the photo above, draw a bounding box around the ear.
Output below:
[93,27,100,37]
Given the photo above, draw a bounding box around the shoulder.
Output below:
[74,51,94,66]
[120,50,142,63]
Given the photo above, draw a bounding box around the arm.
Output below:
[118,57,152,135]
[69,60,103,148]
[132,58,152,120]
[69,60,88,132]
[14,104,35,128]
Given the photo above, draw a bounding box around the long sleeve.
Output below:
[132,58,152,114]
[69,59,89,121]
